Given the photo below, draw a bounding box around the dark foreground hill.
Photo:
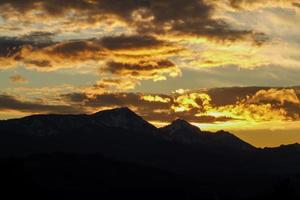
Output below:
[0,107,300,199]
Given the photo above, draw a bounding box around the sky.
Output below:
[0,0,300,147]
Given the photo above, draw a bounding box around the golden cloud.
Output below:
[2,87,300,126]
[0,0,268,44]
[187,44,268,69]
[141,95,171,103]
[171,93,212,113]
[0,35,182,88]
[246,88,300,105]
[63,87,300,124]
[227,0,300,10]
[101,60,181,82]
[0,94,83,115]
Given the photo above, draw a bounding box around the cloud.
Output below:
[205,87,270,106]
[141,95,171,103]
[294,2,300,8]
[185,44,268,69]
[73,92,172,111]
[61,91,233,123]
[0,34,184,91]
[171,92,212,113]
[1,1,283,76]
[9,75,28,84]
[0,0,267,44]
[0,34,181,85]
[242,88,300,120]
[0,94,82,114]
[0,36,55,69]
[101,59,180,81]
[203,87,300,121]
[0,36,40,69]
[0,34,179,68]
[2,86,300,124]
[246,88,300,105]
[227,0,300,10]
[60,87,300,124]
[168,90,291,122]
[20,31,56,42]
[93,78,140,91]
[205,88,300,122]
[100,35,169,50]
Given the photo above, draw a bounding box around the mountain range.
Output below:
[0,107,254,153]
[0,107,300,199]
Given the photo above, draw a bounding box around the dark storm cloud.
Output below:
[0,94,82,114]
[0,0,268,44]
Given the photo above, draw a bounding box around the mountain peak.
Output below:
[170,119,201,132]
[161,118,201,136]
[92,107,157,134]
[94,107,134,115]
[160,119,254,150]
[111,106,133,112]
[171,119,196,128]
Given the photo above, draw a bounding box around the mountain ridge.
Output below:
[1,107,300,198]
[0,107,293,151]
[0,107,254,149]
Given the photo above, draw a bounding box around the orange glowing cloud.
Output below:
[0,35,182,88]
[227,0,300,10]
[0,0,268,45]
[141,95,171,103]
[1,87,300,127]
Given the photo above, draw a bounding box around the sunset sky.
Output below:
[0,0,300,147]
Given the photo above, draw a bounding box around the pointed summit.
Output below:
[159,119,203,144]
[170,119,201,131]
[162,119,201,135]
[94,107,135,115]
[91,107,157,134]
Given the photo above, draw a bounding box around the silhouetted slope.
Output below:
[1,153,299,200]
[160,119,254,151]
[0,154,201,200]
[1,108,300,199]
[91,107,157,134]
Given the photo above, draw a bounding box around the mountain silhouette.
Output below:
[0,107,254,157]
[91,107,157,134]
[0,107,300,199]
[160,119,254,150]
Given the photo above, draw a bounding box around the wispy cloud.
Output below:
[9,75,28,84]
